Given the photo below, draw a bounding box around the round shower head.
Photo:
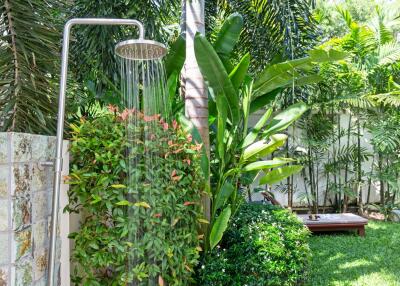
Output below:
[115,39,167,60]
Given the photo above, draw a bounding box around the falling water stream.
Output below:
[119,45,170,285]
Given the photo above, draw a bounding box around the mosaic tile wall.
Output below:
[0,132,63,286]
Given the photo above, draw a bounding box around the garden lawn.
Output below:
[308,221,400,286]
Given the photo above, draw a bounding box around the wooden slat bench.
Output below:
[297,213,368,237]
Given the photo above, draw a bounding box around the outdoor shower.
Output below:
[49,18,169,286]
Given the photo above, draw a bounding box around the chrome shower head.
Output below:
[115,39,167,60]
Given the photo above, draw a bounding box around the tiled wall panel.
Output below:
[0,133,67,286]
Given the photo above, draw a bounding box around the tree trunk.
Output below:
[343,112,352,213]
[184,0,210,219]
[378,153,385,207]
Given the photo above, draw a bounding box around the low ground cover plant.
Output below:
[66,107,205,285]
[196,203,311,285]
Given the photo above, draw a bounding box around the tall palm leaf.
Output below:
[0,0,63,134]
[209,0,318,71]
[69,0,180,98]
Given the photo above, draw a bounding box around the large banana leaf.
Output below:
[194,33,240,124]
[249,88,281,114]
[253,57,309,96]
[210,206,231,250]
[253,49,348,98]
[262,102,308,137]
[243,158,295,171]
[229,53,250,90]
[164,35,186,77]
[259,165,303,185]
[167,71,179,114]
[242,76,253,140]
[213,13,243,56]
[216,94,228,161]
[242,108,272,148]
[213,181,235,214]
[242,134,287,161]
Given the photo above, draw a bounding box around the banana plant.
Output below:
[193,13,348,250]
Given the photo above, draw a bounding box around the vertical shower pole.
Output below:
[48,18,145,286]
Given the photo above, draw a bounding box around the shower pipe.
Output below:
[48,18,145,286]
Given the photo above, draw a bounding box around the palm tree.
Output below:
[183,0,211,219]
[183,0,210,153]
[207,0,319,71]
[0,0,63,134]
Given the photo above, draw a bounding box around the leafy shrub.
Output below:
[66,107,204,285]
[196,203,311,286]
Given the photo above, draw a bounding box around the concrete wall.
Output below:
[0,132,69,286]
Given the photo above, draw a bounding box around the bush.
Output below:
[196,203,311,286]
[66,108,204,285]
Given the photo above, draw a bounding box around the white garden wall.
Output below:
[248,111,382,207]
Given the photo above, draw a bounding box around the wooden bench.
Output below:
[297,213,368,237]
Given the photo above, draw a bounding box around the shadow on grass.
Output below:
[307,221,400,286]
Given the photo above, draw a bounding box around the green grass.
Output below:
[308,221,400,286]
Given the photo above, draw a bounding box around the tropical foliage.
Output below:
[207,0,319,71]
[193,13,347,250]
[0,0,63,134]
[67,108,204,285]
[68,0,180,101]
[294,2,400,215]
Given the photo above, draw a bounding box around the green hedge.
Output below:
[196,203,311,285]
[66,109,204,285]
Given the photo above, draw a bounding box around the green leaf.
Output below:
[89,242,99,250]
[194,33,240,124]
[198,218,210,224]
[90,194,102,204]
[134,202,151,208]
[165,35,185,77]
[229,53,250,90]
[213,13,243,56]
[210,206,231,250]
[242,134,287,161]
[167,71,179,112]
[253,50,347,97]
[243,158,295,171]
[263,102,308,137]
[295,74,323,86]
[250,89,281,114]
[308,49,348,62]
[259,165,303,185]
[216,92,228,161]
[253,57,309,97]
[116,200,130,206]
[242,76,253,140]
[214,181,235,213]
[111,184,127,189]
[243,108,272,148]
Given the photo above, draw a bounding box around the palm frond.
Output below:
[70,0,180,96]
[378,42,400,65]
[364,91,400,107]
[0,0,62,134]
[215,0,318,71]
[312,95,374,109]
